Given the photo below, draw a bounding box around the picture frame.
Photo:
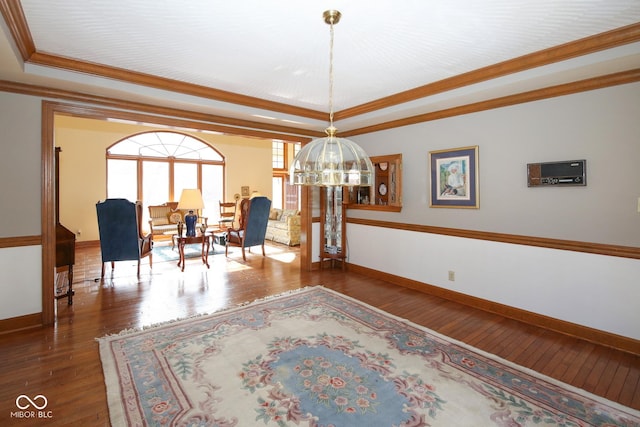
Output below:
[429,145,479,208]
[241,186,250,198]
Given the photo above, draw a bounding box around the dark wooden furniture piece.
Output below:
[174,231,212,271]
[55,147,75,305]
[218,200,237,229]
[320,186,346,270]
[347,153,403,212]
[96,199,153,277]
[225,196,271,260]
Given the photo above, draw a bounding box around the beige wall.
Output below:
[55,115,273,242]
[351,82,640,247]
[0,93,42,238]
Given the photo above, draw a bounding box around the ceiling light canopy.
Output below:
[290,10,373,187]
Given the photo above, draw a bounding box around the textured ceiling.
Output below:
[1,1,640,134]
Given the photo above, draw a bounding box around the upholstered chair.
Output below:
[225,196,271,261]
[96,199,153,277]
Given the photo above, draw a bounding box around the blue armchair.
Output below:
[225,196,271,260]
[96,198,153,277]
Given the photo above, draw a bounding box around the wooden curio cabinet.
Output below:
[319,186,346,269]
[347,154,402,212]
[55,147,75,305]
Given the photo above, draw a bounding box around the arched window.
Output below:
[107,131,224,224]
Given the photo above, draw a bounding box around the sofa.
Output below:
[148,202,207,239]
[265,208,301,246]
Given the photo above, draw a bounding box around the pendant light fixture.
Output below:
[290,10,373,187]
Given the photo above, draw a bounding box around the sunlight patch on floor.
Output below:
[268,252,296,263]
[223,261,253,272]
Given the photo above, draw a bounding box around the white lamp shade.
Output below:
[177,189,205,210]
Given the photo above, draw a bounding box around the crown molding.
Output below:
[342,68,640,136]
[335,22,640,121]
[27,51,329,121]
[0,0,35,60]
[0,79,320,140]
[3,2,639,125]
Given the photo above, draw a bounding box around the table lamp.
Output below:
[177,189,205,236]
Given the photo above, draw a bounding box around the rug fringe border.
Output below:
[96,285,321,342]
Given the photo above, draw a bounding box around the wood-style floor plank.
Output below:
[554,338,593,382]
[0,242,638,426]
[619,367,640,408]
[608,364,631,402]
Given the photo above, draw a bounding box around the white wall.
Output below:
[336,83,640,340]
[346,225,640,340]
[0,246,42,318]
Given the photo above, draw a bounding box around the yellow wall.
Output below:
[55,115,273,242]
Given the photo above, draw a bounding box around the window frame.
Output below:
[272,140,287,171]
[106,130,226,207]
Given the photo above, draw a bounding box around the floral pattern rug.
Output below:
[98,286,640,426]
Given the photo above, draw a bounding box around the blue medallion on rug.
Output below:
[241,339,444,426]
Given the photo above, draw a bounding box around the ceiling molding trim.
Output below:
[0,0,35,60]
[342,68,640,137]
[45,101,314,144]
[27,51,329,122]
[4,4,639,127]
[2,1,328,121]
[3,63,638,142]
[335,22,640,121]
[0,79,322,140]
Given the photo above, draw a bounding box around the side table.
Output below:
[174,232,211,272]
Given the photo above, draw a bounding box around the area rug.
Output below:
[152,243,221,263]
[98,287,640,426]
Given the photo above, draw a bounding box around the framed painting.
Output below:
[429,146,479,208]
[241,186,250,198]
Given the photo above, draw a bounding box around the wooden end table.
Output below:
[174,232,211,272]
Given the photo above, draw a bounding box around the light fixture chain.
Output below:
[328,18,335,129]
[290,10,373,187]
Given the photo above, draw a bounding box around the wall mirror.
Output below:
[347,154,402,212]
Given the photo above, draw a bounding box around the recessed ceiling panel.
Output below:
[20,0,640,113]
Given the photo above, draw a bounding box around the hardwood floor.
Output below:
[1,241,638,426]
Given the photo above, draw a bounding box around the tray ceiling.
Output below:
[1,1,640,135]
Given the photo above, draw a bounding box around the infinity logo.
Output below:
[15,395,48,410]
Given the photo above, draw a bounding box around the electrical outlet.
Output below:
[637,197,640,213]
[448,271,455,281]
